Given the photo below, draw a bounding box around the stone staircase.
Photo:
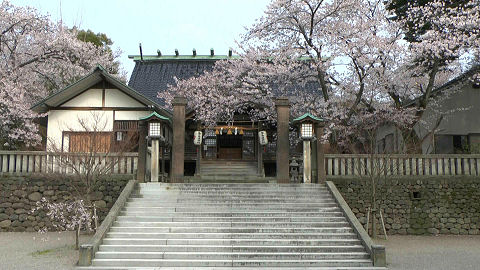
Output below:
[196,160,267,183]
[78,183,386,269]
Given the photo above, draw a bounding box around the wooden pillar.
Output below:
[316,124,326,183]
[136,120,147,182]
[275,97,290,184]
[171,96,186,183]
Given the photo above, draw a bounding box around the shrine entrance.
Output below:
[202,127,257,160]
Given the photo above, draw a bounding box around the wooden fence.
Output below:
[0,151,138,175]
[325,154,480,177]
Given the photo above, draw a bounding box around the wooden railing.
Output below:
[0,151,138,175]
[325,154,480,177]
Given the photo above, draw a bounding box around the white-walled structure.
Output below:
[32,65,171,152]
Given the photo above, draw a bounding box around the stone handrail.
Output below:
[78,179,138,266]
[325,181,386,267]
[325,154,480,177]
[0,151,138,175]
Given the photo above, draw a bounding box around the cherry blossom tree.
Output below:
[34,198,96,249]
[388,0,480,150]
[0,1,122,149]
[159,47,317,126]
[161,0,480,152]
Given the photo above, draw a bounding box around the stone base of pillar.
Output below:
[277,178,290,184]
[170,176,184,183]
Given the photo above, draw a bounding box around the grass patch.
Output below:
[30,245,75,257]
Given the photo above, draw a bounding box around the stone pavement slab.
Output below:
[376,235,480,270]
[0,231,89,270]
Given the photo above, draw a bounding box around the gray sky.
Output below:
[9,0,270,79]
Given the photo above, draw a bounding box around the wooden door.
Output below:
[217,134,242,159]
[68,132,112,153]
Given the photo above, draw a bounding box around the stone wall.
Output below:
[0,175,130,232]
[331,177,480,235]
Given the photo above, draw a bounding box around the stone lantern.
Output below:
[293,113,324,184]
[140,112,172,182]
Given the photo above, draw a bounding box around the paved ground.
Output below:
[376,235,480,270]
[0,231,89,270]
[0,232,479,269]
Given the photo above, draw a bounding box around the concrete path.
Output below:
[376,235,480,270]
[0,232,479,269]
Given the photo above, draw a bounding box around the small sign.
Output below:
[193,131,202,145]
[258,131,268,145]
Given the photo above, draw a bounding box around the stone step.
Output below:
[135,191,331,196]
[121,206,341,212]
[128,198,335,202]
[115,216,347,222]
[186,179,272,183]
[138,183,327,189]
[79,267,386,270]
[101,238,362,246]
[131,192,332,198]
[109,226,354,233]
[105,232,357,239]
[118,211,344,217]
[124,202,339,208]
[113,221,351,228]
[200,169,258,173]
[126,199,336,204]
[98,244,367,253]
[91,258,373,267]
[94,251,370,260]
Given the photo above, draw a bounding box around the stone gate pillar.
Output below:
[171,96,187,183]
[275,97,290,184]
[315,124,326,183]
[136,120,147,182]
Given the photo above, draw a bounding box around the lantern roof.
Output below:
[292,113,324,123]
[139,111,171,124]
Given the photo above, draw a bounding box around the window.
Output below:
[204,138,217,146]
[434,135,469,154]
[116,131,125,141]
[453,135,468,154]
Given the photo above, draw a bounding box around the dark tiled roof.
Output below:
[128,59,216,106]
[128,56,322,108]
